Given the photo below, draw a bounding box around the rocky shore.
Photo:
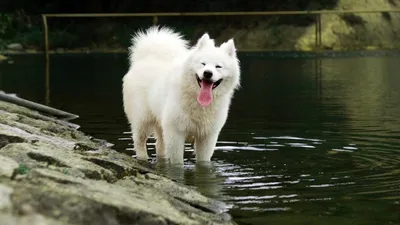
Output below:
[0,99,235,225]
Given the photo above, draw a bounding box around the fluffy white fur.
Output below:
[122,26,240,165]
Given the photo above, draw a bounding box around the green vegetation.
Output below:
[0,12,316,52]
[10,164,30,180]
[1,1,400,52]
[0,0,339,51]
[0,13,123,51]
[0,13,13,49]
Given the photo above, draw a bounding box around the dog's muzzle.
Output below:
[196,74,223,89]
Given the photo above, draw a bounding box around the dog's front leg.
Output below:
[195,132,219,162]
[163,126,186,165]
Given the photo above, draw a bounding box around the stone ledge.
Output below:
[0,100,235,225]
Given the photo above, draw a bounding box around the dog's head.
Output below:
[186,33,241,107]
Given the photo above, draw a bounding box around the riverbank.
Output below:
[0,44,397,55]
[2,1,400,54]
[0,98,235,225]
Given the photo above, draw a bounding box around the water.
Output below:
[1,52,400,224]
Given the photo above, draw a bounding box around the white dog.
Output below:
[122,26,240,164]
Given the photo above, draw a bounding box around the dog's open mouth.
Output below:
[196,75,223,89]
[196,75,223,107]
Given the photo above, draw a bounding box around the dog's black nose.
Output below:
[203,70,213,79]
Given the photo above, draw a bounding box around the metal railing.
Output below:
[40,9,400,105]
[41,9,400,54]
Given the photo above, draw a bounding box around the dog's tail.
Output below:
[128,26,189,65]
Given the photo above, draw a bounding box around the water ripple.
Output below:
[119,131,400,220]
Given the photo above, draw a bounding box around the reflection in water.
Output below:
[1,53,400,225]
[150,157,227,203]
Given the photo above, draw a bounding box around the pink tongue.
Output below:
[197,81,213,107]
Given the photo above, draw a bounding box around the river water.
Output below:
[1,52,399,224]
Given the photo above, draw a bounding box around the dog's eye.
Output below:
[201,62,206,66]
[216,65,222,69]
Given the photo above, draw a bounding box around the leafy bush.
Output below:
[0,13,14,48]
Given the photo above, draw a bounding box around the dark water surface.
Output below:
[1,52,400,225]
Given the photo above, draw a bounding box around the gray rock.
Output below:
[0,184,13,212]
[0,100,236,225]
[0,155,19,177]
[7,43,23,51]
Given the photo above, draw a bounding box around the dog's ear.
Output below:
[220,39,236,57]
[195,33,215,50]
